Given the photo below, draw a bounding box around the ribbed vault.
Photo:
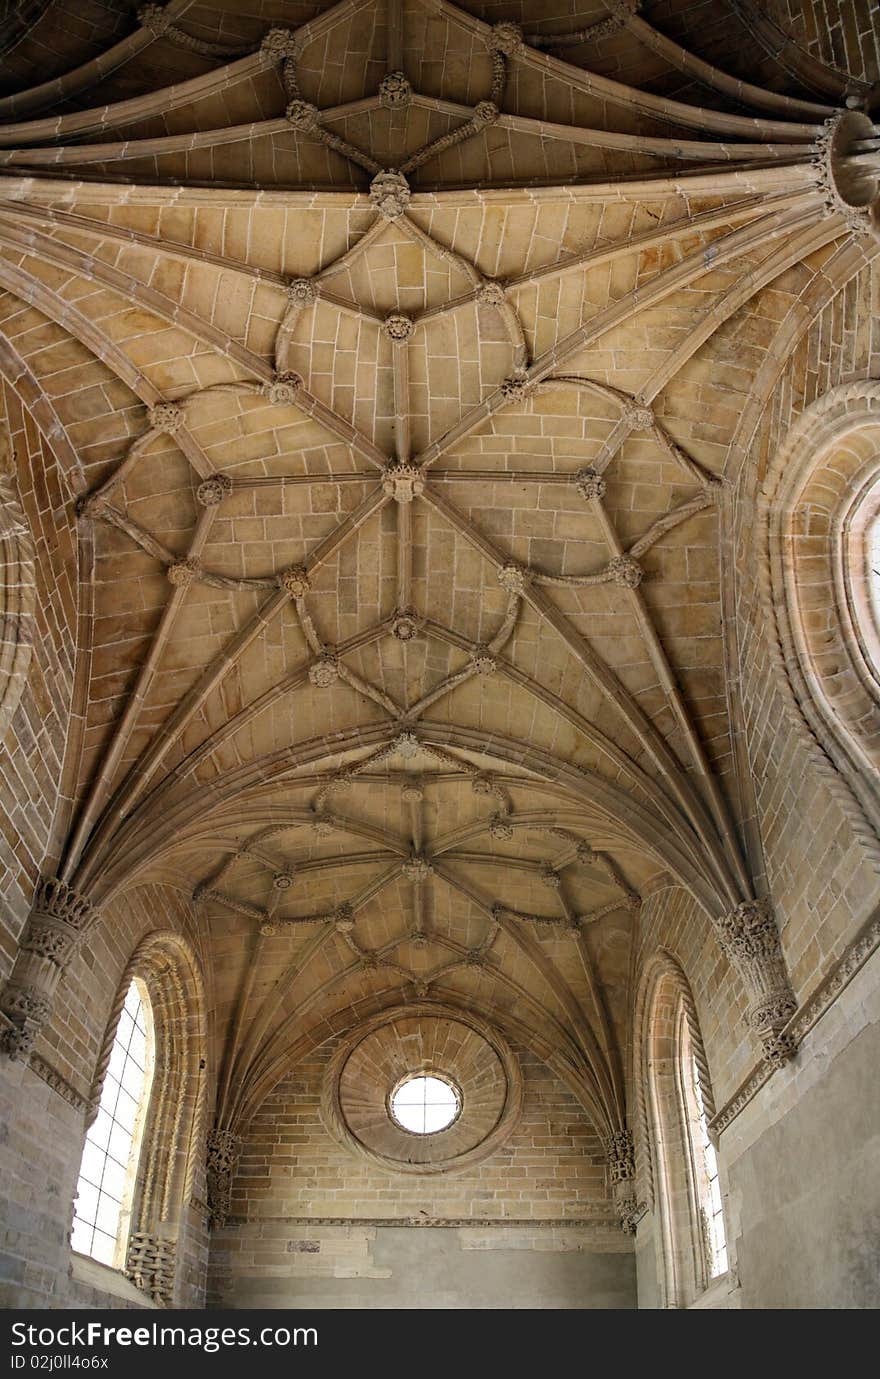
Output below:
[1,0,878,1182]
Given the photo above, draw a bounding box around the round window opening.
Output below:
[389,1072,461,1135]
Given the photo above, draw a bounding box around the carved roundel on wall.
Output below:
[321,1003,522,1174]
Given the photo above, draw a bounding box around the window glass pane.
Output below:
[390,1074,459,1134]
[72,980,153,1269]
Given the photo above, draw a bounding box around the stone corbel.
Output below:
[206,1128,241,1230]
[0,879,99,1059]
[606,1128,643,1234]
[713,899,797,1068]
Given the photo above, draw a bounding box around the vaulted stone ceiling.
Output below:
[1,1,877,1155]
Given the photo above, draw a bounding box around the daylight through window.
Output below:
[390,1073,460,1134]
[71,979,154,1267]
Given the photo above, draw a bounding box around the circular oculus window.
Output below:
[389,1072,461,1135]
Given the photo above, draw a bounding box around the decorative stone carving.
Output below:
[393,731,421,759]
[401,779,424,803]
[285,99,321,132]
[410,929,428,948]
[126,1231,176,1306]
[382,462,425,501]
[490,21,524,55]
[379,72,412,109]
[497,560,530,594]
[477,281,506,307]
[575,841,596,867]
[713,899,797,1067]
[401,852,433,882]
[286,277,317,306]
[309,655,340,688]
[391,606,423,641]
[0,986,52,1059]
[196,473,232,507]
[259,921,278,936]
[1,879,98,1059]
[166,558,200,587]
[489,815,513,841]
[575,467,606,502]
[470,645,497,675]
[369,171,411,219]
[261,28,300,62]
[471,773,495,797]
[262,370,303,405]
[541,866,561,889]
[311,812,334,836]
[147,402,183,433]
[334,904,355,933]
[278,564,311,599]
[813,111,880,241]
[499,374,532,404]
[606,1128,635,1183]
[607,554,643,588]
[138,5,171,37]
[622,401,654,430]
[382,313,415,342]
[473,101,500,126]
[272,871,295,890]
[205,1129,240,1230]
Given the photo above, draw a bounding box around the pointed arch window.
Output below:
[71,979,154,1266]
[637,952,728,1307]
[679,1009,727,1279]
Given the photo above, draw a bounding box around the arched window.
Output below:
[679,1009,727,1280]
[72,979,154,1267]
[72,932,207,1306]
[761,381,880,831]
[635,951,727,1307]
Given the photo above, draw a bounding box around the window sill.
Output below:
[69,1252,159,1308]
[689,1272,740,1310]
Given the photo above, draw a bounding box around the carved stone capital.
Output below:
[0,984,52,1059]
[714,899,797,1067]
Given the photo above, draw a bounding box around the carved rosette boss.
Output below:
[713,898,798,1068]
[0,879,99,1059]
